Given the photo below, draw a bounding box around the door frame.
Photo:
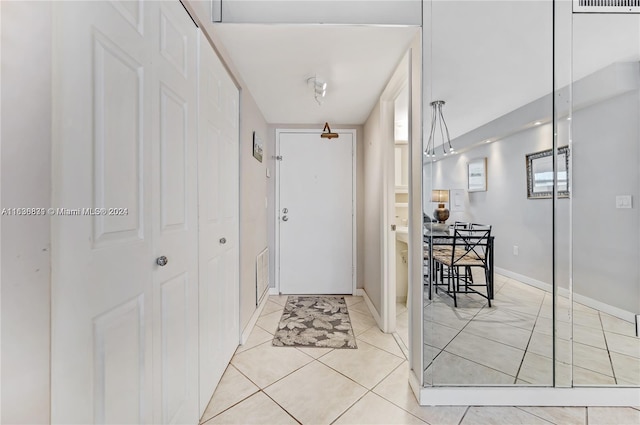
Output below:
[274,128,357,295]
[379,53,411,333]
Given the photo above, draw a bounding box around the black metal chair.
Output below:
[432,226,492,307]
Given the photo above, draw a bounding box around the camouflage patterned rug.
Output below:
[272,296,357,349]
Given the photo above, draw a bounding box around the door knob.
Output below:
[156,256,168,267]
[219,237,227,244]
[282,216,289,221]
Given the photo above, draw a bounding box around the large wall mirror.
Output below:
[422,0,555,386]
[422,0,639,389]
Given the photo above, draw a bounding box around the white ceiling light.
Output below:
[307,76,327,105]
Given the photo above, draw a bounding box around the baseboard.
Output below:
[268,287,278,295]
[495,267,636,323]
[361,289,383,330]
[355,288,364,296]
[241,289,271,344]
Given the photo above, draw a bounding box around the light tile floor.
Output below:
[424,273,640,387]
[200,293,639,425]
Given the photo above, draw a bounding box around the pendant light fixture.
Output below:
[424,100,455,157]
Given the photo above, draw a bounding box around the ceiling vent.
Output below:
[573,0,640,13]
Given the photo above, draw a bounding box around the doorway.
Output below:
[275,129,356,295]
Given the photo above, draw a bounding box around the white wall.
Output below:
[1,2,52,422]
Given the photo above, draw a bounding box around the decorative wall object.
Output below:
[450,189,466,212]
[468,157,487,192]
[253,131,263,162]
[526,146,569,199]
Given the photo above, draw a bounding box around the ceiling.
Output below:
[213,24,419,125]
[212,3,639,136]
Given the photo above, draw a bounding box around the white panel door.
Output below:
[150,3,199,424]
[52,2,199,423]
[278,132,354,294]
[51,1,153,423]
[196,31,240,414]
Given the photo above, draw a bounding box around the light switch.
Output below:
[616,195,632,209]
[266,168,271,178]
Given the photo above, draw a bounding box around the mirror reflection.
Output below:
[422,1,640,388]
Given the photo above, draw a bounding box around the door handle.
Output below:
[282,216,289,222]
[156,256,168,267]
[219,237,227,244]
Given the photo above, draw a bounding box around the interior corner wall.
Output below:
[183,1,271,332]
[267,123,365,293]
[363,105,384,314]
[1,2,52,423]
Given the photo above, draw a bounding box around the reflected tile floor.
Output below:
[201,294,639,424]
[424,273,640,387]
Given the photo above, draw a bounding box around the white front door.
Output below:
[52,2,199,423]
[197,31,240,414]
[277,131,354,294]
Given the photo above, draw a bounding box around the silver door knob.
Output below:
[219,237,227,244]
[282,216,288,221]
[156,256,168,266]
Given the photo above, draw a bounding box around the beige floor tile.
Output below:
[269,294,290,306]
[573,342,614,377]
[600,313,637,337]
[205,392,297,425]
[473,307,537,332]
[264,361,367,425]
[396,302,408,316]
[574,324,606,350]
[236,326,274,354]
[200,365,259,423]
[344,295,364,306]
[349,310,378,335]
[334,392,426,424]
[260,300,284,316]
[573,310,603,330]
[534,316,570,340]
[426,351,515,385]
[527,331,553,358]
[396,311,410,348]
[295,346,334,359]
[425,304,474,330]
[460,406,551,424]
[255,310,284,335]
[358,326,405,358]
[519,407,586,425]
[373,363,468,425]
[587,407,640,425]
[230,342,313,388]
[572,365,617,386]
[517,351,554,385]
[349,299,374,317]
[610,352,640,385]
[445,331,525,377]
[604,332,640,358]
[424,320,460,349]
[463,318,532,350]
[319,340,404,389]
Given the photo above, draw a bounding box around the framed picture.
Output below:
[526,145,569,199]
[467,158,487,192]
[252,131,263,163]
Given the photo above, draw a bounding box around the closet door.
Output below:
[197,31,240,414]
[150,2,200,424]
[51,2,199,423]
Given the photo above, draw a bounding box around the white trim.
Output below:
[274,128,357,295]
[495,267,637,322]
[240,288,271,344]
[355,288,365,297]
[418,387,640,407]
[361,289,383,329]
[268,287,278,296]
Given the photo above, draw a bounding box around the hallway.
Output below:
[199,295,640,425]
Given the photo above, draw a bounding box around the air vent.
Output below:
[574,0,640,13]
